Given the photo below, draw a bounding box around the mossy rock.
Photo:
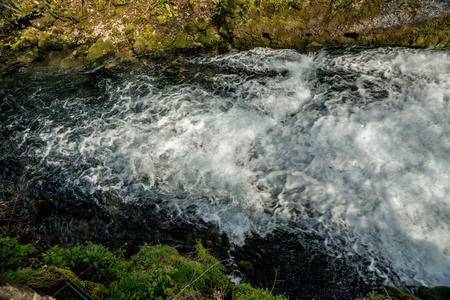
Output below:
[184,22,199,35]
[232,285,258,299]
[132,38,146,56]
[95,0,105,12]
[37,32,64,51]
[383,286,419,300]
[416,286,450,300]
[132,16,147,24]
[30,200,52,218]
[11,39,31,52]
[30,266,105,299]
[232,283,288,300]
[30,14,56,30]
[237,261,254,277]
[124,23,135,35]
[219,24,229,38]
[306,41,323,52]
[157,15,168,25]
[424,36,440,48]
[173,33,195,51]
[111,0,128,6]
[189,0,197,11]
[413,35,425,47]
[197,21,209,31]
[84,38,115,67]
[145,34,164,54]
[198,27,222,48]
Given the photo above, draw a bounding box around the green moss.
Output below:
[145,34,160,53]
[132,16,147,24]
[416,286,450,300]
[37,32,50,49]
[198,27,222,48]
[197,21,209,31]
[124,23,135,35]
[10,28,39,51]
[111,0,128,6]
[132,38,146,56]
[189,0,197,11]
[232,283,288,300]
[413,35,425,47]
[136,244,186,268]
[425,36,439,48]
[173,33,195,51]
[408,15,450,48]
[30,200,51,217]
[111,26,120,36]
[30,266,106,299]
[0,238,281,300]
[383,286,419,300]
[84,38,115,67]
[95,0,105,12]
[219,24,229,37]
[184,22,199,34]
[157,15,167,25]
[238,261,254,277]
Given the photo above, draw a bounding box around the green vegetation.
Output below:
[0,236,35,271]
[0,236,288,300]
[211,0,229,17]
[233,284,288,300]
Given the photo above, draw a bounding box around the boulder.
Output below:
[0,276,55,300]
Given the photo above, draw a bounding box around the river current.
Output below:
[1,46,450,296]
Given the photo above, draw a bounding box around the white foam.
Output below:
[30,47,450,287]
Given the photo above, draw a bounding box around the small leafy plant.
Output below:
[211,0,229,17]
[0,236,35,271]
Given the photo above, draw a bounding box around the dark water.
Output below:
[1,46,450,299]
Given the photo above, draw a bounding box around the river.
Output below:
[1,46,449,299]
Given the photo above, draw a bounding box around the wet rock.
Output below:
[0,276,55,300]
[116,49,137,65]
[306,41,323,52]
[231,230,380,300]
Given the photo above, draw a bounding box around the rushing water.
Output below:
[1,46,450,295]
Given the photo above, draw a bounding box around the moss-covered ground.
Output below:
[0,236,290,299]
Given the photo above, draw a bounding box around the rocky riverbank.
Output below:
[0,0,449,70]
